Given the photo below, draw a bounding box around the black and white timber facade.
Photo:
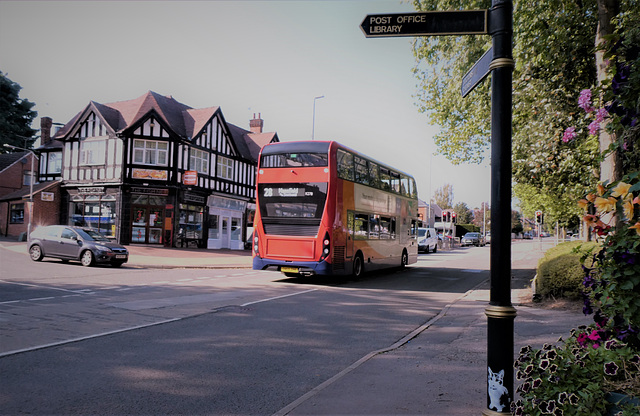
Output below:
[52,91,278,249]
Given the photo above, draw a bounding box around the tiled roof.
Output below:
[53,91,277,163]
[227,124,279,161]
[0,151,30,173]
[0,180,61,202]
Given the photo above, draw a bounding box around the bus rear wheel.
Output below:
[352,253,364,278]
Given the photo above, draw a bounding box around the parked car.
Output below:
[417,227,438,253]
[461,232,485,247]
[485,232,491,244]
[29,225,129,267]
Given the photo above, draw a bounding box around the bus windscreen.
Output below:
[258,183,328,219]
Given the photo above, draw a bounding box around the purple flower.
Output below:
[604,361,619,376]
[562,127,577,142]
[540,359,550,370]
[589,120,600,135]
[533,378,542,389]
[558,392,568,404]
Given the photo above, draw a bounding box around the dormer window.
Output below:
[80,138,106,165]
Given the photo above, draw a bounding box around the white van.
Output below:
[418,227,438,253]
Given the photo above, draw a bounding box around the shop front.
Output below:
[67,186,120,238]
[207,195,247,250]
[128,187,170,245]
[176,191,207,248]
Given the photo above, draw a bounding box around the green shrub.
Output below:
[536,241,598,299]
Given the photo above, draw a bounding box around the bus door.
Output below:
[346,211,355,260]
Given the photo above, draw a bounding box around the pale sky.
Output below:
[0,0,491,208]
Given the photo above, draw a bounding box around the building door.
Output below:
[131,205,164,244]
[221,216,230,249]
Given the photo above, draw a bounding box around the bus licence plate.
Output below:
[281,267,299,274]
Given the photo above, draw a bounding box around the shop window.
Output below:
[70,196,116,237]
[178,204,203,239]
[10,203,24,224]
[208,215,219,239]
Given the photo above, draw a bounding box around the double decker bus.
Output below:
[252,141,419,277]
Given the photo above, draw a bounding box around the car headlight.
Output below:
[95,245,111,252]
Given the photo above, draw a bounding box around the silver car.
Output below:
[29,225,129,267]
[461,232,485,247]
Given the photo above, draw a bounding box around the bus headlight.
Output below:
[320,232,330,262]
[253,234,260,257]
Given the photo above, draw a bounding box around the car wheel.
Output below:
[353,253,364,278]
[29,245,44,261]
[81,250,95,267]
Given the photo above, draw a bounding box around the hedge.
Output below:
[536,241,599,299]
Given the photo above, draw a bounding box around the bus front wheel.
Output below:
[400,250,408,269]
[352,253,364,278]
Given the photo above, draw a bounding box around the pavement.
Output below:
[0,237,592,415]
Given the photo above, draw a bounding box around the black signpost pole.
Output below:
[362,2,515,413]
[484,1,515,415]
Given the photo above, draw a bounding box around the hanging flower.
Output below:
[594,196,617,213]
[630,222,640,236]
[623,195,634,220]
[611,181,632,198]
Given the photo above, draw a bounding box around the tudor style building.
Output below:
[52,91,278,249]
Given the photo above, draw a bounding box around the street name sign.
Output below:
[360,10,487,38]
[461,47,493,97]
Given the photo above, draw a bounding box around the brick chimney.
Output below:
[40,116,53,145]
[249,113,263,134]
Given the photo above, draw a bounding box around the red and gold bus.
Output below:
[252,141,419,277]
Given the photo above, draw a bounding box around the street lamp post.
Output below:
[312,95,325,140]
[4,144,36,241]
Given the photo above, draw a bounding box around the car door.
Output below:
[57,227,82,259]
[40,225,64,256]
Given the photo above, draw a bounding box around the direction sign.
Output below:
[461,47,493,97]
[360,10,487,38]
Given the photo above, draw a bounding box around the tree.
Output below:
[433,183,454,209]
[453,201,473,224]
[0,71,37,152]
[411,0,638,225]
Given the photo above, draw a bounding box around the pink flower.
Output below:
[595,108,608,122]
[579,89,594,113]
[563,127,577,142]
[589,120,600,135]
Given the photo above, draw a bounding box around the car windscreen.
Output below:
[418,229,427,237]
[76,228,111,242]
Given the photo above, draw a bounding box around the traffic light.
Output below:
[452,212,457,223]
[535,210,543,224]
